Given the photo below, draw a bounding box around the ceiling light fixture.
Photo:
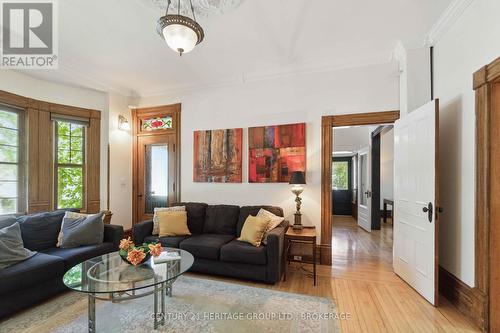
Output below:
[157,0,204,56]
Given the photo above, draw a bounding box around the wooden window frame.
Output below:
[0,90,101,214]
[0,105,27,214]
[320,110,400,265]
[54,121,86,210]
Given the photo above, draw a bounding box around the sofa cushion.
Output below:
[220,240,267,265]
[174,202,207,235]
[17,210,67,251]
[237,206,284,237]
[0,252,65,294]
[204,205,239,235]
[180,234,234,260]
[41,242,116,270]
[59,212,104,248]
[0,223,37,269]
[144,235,188,248]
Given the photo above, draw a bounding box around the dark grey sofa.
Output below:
[0,210,124,319]
[133,203,288,284]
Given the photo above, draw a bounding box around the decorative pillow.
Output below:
[59,212,105,248]
[158,211,191,237]
[257,208,285,245]
[0,223,36,269]
[153,206,185,235]
[19,210,67,251]
[0,215,16,230]
[237,215,270,247]
[57,211,104,247]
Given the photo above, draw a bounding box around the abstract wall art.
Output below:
[193,128,243,183]
[248,123,306,183]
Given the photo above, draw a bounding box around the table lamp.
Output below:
[289,171,306,230]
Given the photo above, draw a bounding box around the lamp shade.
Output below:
[289,171,306,185]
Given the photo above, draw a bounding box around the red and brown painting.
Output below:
[193,128,243,183]
[248,123,306,183]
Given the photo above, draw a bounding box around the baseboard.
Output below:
[439,266,487,331]
[319,244,331,266]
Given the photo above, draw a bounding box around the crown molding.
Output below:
[139,54,391,98]
[424,0,474,46]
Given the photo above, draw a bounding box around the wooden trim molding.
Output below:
[0,89,101,214]
[453,56,500,332]
[439,266,487,330]
[320,110,400,265]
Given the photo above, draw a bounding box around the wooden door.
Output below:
[357,146,372,232]
[393,99,439,305]
[132,104,181,225]
[136,134,176,223]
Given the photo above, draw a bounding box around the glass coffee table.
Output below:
[63,248,194,333]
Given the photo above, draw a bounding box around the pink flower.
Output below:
[119,237,134,251]
[127,248,146,266]
[148,243,163,257]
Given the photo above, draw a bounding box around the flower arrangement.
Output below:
[119,237,163,266]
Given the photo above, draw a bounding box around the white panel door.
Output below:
[357,147,371,232]
[393,100,439,305]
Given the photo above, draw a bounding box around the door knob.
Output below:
[422,202,433,222]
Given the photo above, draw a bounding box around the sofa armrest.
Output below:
[265,220,289,283]
[133,220,153,244]
[103,224,124,247]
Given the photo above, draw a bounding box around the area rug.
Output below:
[0,276,339,333]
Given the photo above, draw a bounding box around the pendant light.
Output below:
[156,0,205,56]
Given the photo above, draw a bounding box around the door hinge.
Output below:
[173,143,176,152]
[173,182,176,192]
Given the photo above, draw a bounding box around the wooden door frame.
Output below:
[320,110,400,265]
[472,56,500,332]
[131,103,181,225]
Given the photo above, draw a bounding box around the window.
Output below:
[141,116,173,131]
[332,161,349,190]
[0,106,25,214]
[55,121,85,209]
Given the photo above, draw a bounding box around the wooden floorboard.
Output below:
[191,215,479,332]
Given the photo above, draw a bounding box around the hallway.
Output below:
[330,215,478,332]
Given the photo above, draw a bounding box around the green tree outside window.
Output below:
[56,121,84,209]
[332,161,349,190]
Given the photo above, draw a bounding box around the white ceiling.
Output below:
[22,0,452,97]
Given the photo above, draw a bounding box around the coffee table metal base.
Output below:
[87,279,176,332]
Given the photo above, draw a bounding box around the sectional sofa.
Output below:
[133,203,288,284]
[0,210,124,318]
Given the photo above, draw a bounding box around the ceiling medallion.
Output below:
[152,0,244,18]
[157,0,205,56]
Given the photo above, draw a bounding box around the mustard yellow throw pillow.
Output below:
[237,215,270,247]
[158,211,191,237]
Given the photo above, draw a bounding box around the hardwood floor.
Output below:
[190,215,479,332]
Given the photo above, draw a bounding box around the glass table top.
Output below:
[63,248,194,294]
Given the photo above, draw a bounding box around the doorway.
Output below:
[132,104,181,225]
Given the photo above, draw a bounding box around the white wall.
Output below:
[107,93,133,229]
[434,0,500,287]
[0,70,110,212]
[137,63,399,243]
[380,128,394,209]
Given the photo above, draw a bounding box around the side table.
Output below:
[283,226,317,286]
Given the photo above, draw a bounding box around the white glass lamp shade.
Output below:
[162,24,198,54]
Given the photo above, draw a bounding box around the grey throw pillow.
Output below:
[0,215,16,230]
[60,212,104,248]
[0,223,36,269]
